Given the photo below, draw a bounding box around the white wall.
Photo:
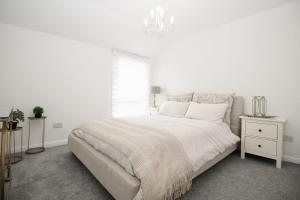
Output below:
[0,23,112,148]
[153,2,300,161]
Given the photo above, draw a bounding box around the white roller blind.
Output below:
[112,51,150,117]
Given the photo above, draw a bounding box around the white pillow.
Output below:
[158,101,190,118]
[192,93,234,125]
[185,102,228,122]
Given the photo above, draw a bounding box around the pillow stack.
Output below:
[158,93,235,124]
[192,93,234,125]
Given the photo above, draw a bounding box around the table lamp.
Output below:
[151,86,160,108]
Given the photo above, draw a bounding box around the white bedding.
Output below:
[74,115,240,173]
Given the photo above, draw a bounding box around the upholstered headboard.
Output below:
[230,96,244,136]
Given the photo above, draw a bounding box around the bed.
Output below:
[68,96,244,200]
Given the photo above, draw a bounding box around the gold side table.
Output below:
[0,115,12,200]
[0,127,22,165]
[26,116,47,154]
[10,127,23,164]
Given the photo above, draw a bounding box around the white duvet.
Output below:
[74,115,240,174]
[122,115,240,172]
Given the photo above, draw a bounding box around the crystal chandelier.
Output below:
[144,3,175,35]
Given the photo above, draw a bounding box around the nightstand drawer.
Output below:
[245,122,277,139]
[245,137,277,156]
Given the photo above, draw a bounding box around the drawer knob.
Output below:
[258,129,262,132]
[258,144,262,148]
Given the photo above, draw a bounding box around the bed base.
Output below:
[68,134,237,200]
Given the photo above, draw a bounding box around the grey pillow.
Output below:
[165,93,193,102]
[192,93,234,125]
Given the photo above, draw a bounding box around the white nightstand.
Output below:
[148,107,158,116]
[240,116,286,168]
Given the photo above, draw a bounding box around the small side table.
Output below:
[10,127,23,164]
[26,116,47,154]
[240,116,286,168]
[0,111,12,200]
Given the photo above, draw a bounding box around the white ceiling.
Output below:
[0,0,296,57]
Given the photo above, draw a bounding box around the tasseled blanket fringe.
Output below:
[164,172,193,200]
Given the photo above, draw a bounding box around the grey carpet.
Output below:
[8,145,300,200]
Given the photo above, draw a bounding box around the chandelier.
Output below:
[143,3,175,35]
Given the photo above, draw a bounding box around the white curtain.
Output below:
[112,51,150,117]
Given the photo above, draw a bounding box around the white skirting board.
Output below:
[283,155,300,165]
[13,139,300,165]
[15,139,68,153]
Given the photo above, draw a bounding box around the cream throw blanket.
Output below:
[74,118,193,200]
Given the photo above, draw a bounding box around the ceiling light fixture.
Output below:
[143,2,174,35]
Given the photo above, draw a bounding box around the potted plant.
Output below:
[9,109,25,130]
[33,106,44,118]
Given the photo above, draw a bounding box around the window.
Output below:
[112,51,150,117]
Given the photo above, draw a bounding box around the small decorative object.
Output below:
[151,86,160,108]
[252,96,267,117]
[9,109,24,130]
[33,106,44,118]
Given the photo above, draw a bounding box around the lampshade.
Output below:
[151,86,160,94]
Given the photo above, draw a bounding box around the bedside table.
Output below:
[148,107,158,116]
[240,116,286,168]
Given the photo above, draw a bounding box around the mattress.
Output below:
[68,133,237,200]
